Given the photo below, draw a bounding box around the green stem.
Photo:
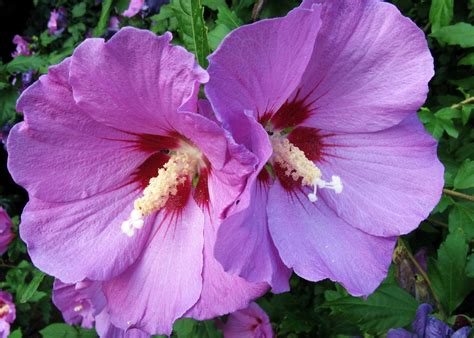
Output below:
[427,218,449,228]
[397,238,446,318]
[451,96,474,110]
[443,189,474,202]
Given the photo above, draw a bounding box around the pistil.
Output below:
[270,135,343,202]
[121,150,199,237]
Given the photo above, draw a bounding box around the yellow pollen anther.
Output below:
[271,136,322,186]
[122,150,199,237]
[0,304,9,318]
[270,135,343,202]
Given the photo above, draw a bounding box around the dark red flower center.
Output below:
[121,133,210,237]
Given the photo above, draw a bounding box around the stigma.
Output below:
[270,135,343,202]
[122,148,201,237]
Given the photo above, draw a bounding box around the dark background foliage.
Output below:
[0,0,473,337]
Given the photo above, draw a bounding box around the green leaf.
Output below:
[322,284,419,335]
[429,0,453,32]
[77,328,98,338]
[5,55,46,73]
[449,202,474,239]
[461,105,473,124]
[171,0,210,67]
[437,118,459,138]
[0,89,19,125]
[429,231,474,315]
[208,23,232,50]
[467,254,474,278]
[459,53,474,66]
[173,318,196,336]
[93,0,113,37]
[72,2,87,18]
[434,107,460,120]
[173,318,222,337]
[205,0,241,50]
[431,23,474,48]
[40,324,78,338]
[454,160,474,190]
[9,329,22,338]
[40,30,59,47]
[17,270,45,303]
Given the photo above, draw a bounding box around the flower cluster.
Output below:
[6,0,444,336]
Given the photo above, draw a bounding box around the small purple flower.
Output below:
[53,280,149,336]
[48,8,67,35]
[11,35,31,58]
[206,0,443,295]
[218,302,273,338]
[53,279,106,329]
[0,291,16,338]
[108,16,120,31]
[122,0,145,17]
[8,28,267,335]
[387,304,471,338]
[0,208,14,256]
[142,0,170,16]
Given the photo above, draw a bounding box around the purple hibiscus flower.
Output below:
[53,279,106,329]
[123,0,145,17]
[218,302,273,338]
[48,8,67,35]
[0,208,14,256]
[7,27,267,335]
[53,279,149,337]
[206,0,444,295]
[388,304,471,338]
[123,0,169,17]
[11,35,31,58]
[0,291,15,338]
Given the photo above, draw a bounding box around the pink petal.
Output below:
[8,58,149,203]
[220,302,273,338]
[20,183,151,283]
[95,310,149,338]
[267,181,396,296]
[69,28,208,136]
[122,0,145,17]
[295,0,434,132]
[215,182,291,293]
[206,4,322,123]
[317,115,444,237]
[185,212,268,319]
[104,198,204,336]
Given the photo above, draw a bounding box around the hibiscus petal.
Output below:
[215,182,291,293]
[317,115,444,237]
[20,183,151,283]
[70,27,208,135]
[185,212,268,319]
[386,328,416,338]
[206,4,321,123]
[175,111,228,170]
[52,280,106,329]
[296,0,433,132]
[267,181,396,296]
[104,199,204,336]
[219,302,273,338]
[96,310,149,338]
[213,114,291,292]
[8,58,149,203]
